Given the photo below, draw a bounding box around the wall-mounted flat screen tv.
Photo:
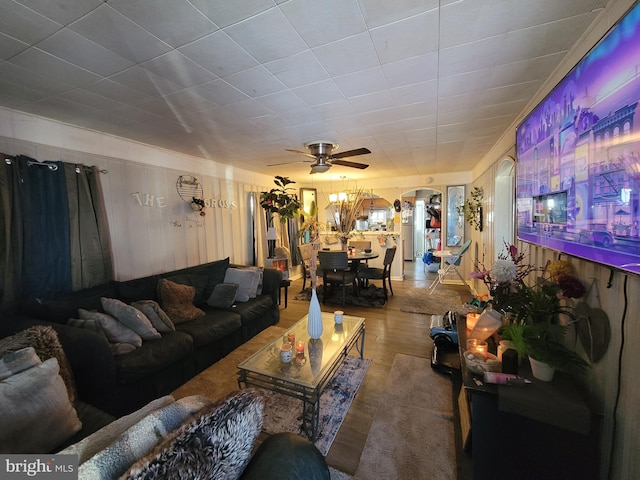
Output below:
[515,2,640,275]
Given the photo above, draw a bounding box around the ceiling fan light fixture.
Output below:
[310,164,330,174]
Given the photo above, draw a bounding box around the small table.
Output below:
[278,279,291,308]
[237,312,365,441]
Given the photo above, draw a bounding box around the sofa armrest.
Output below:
[239,432,330,480]
[261,267,283,306]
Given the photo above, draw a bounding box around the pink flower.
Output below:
[469,269,489,280]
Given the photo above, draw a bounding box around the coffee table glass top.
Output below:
[238,312,365,388]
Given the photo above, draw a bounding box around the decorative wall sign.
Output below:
[177,175,206,216]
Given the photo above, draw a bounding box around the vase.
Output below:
[529,357,555,382]
[307,288,323,339]
[339,237,348,250]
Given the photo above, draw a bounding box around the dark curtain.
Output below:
[0,154,113,316]
[18,155,72,300]
[0,154,23,313]
[64,163,113,290]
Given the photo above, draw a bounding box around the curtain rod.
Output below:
[4,157,108,174]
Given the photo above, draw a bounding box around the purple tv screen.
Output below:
[516,2,640,276]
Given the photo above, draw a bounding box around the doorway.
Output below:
[401,188,442,262]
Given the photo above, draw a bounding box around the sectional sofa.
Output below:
[0,257,282,417]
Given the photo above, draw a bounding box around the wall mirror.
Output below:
[447,185,465,246]
[300,188,317,222]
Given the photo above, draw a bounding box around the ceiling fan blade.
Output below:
[331,147,371,159]
[285,148,317,160]
[330,159,369,169]
[266,160,303,166]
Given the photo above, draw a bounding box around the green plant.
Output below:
[462,186,483,231]
[260,176,301,223]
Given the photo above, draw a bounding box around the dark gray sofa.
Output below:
[3,258,282,416]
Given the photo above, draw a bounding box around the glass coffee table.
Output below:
[237,312,365,441]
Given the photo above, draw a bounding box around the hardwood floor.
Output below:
[277,259,474,479]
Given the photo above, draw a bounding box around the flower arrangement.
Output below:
[470,244,589,376]
[331,188,365,247]
[461,186,483,231]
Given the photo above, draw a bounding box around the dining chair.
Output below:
[427,239,472,294]
[298,244,315,292]
[318,251,359,306]
[358,247,396,300]
[348,240,372,250]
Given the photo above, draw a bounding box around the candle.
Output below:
[466,338,488,354]
[466,313,480,330]
[296,340,305,354]
[287,332,295,345]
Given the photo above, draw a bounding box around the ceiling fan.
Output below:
[268,141,371,174]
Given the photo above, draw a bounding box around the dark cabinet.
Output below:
[456,318,600,480]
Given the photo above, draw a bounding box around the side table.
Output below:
[279,279,291,308]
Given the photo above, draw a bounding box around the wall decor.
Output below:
[462,186,483,232]
[300,187,318,222]
[176,175,206,216]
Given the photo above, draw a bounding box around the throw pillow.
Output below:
[0,357,82,453]
[78,309,142,347]
[222,268,260,302]
[239,266,264,296]
[101,297,161,340]
[157,279,206,324]
[0,347,41,381]
[131,300,175,333]
[206,283,238,308]
[67,318,109,343]
[122,389,264,480]
[0,326,77,405]
[76,395,213,480]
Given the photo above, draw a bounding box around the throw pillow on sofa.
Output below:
[122,389,264,480]
[207,283,239,308]
[157,278,206,324]
[0,325,77,405]
[101,298,161,340]
[131,300,175,333]
[223,268,261,302]
[238,266,264,296]
[0,356,82,453]
[78,309,143,348]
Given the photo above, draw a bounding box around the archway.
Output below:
[494,157,515,257]
[400,188,443,263]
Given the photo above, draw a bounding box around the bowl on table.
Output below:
[464,351,501,375]
[364,248,372,253]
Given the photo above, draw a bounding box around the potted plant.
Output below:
[260,176,301,224]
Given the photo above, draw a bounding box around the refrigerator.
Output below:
[402,223,414,260]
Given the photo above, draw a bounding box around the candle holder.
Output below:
[296,340,305,354]
[466,338,488,354]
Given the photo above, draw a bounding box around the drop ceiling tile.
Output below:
[255,90,306,113]
[389,79,437,106]
[10,48,100,87]
[141,51,217,88]
[334,66,387,98]
[438,68,493,98]
[0,32,28,60]
[280,0,366,48]
[395,101,437,119]
[311,100,356,119]
[225,66,287,98]
[359,0,439,29]
[82,79,154,105]
[109,0,217,48]
[439,1,516,49]
[0,0,61,44]
[15,0,103,26]
[225,8,307,63]
[438,36,506,77]
[69,4,172,63]
[348,90,394,113]
[0,79,48,104]
[58,88,126,112]
[189,79,250,106]
[190,0,274,28]
[277,107,322,126]
[382,53,438,88]
[136,90,217,117]
[179,31,258,78]
[370,10,439,64]
[38,29,134,77]
[110,65,183,97]
[0,61,73,97]
[292,79,344,106]
[223,99,273,118]
[264,50,330,89]
[312,32,379,77]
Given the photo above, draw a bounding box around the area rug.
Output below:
[354,354,455,480]
[400,288,463,315]
[294,285,387,308]
[260,355,371,456]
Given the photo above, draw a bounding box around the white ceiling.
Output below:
[0,0,610,180]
